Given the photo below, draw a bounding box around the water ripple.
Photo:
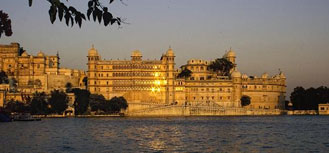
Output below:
[0,116,329,153]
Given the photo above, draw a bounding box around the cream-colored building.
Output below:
[87,46,175,104]
[319,103,329,115]
[88,46,286,110]
[0,42,86,103]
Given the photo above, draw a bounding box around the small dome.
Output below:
[88,45,98,56]
[261,73,269,79]
[231,70,241,78]
[279,72,286,79]
[166,47,175,56]
[131,50,142,57]
[21,51,29,57]
[242,74,248,79]
[37,51,45,57]
[226,48,236,57]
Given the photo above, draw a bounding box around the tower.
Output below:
[87,45,100,93]
[225,48,237,72]
[231,70,242,107]
[165,47,175,104]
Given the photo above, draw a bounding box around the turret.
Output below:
[164,47,175,104]
[231,69,242,107]
[87,45,100,62]
[131,50,142,61]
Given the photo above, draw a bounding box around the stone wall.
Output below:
[126,103,283,116]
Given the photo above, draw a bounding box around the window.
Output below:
[200,77,204,80]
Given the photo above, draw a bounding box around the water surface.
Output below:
[1,116,328,153]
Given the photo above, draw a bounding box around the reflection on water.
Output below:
[0,116,329,153]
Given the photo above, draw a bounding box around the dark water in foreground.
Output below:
[0,116,329,153]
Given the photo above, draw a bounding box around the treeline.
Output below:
[3,88,128,115]
[290,86,329,110]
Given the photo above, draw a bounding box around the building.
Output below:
[0,42,86,103]
[87,45,175,104]
[319,103,329,115]
[88,46,286,110]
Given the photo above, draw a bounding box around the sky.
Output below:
[1,0,329,96]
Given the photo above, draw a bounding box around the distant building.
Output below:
[88,46,286,110]
[319,103,329,115]
[0,42,86,104]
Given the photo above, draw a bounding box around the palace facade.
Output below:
[88,46,286,110]
[0,42,86,95]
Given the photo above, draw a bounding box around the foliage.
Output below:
[72,88,90,115]
[0,71,9,84]
[106,96,128,113]
[89,94,106,112]
[65,82,73,93]
[28,0,122,28]
[82,77,88,88]
[208,58,234,76]
[48,90,69,114]
[290,86,329,110]
[9,78,18,92]
[89,95,128,114]
[241,95,251,107]
[177,68,192,79]
[30,92,50,115]
[5,100,30,113]
[0,10,12,38]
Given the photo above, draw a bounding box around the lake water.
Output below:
[0,116,328,153]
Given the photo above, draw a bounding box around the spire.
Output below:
[92,44,95,49]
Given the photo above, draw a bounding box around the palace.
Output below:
[0,43,86,103]
[88,46,286,110]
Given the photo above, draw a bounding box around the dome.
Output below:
[88,45,98,56]
[231,70,241,78]
[131,50,142,57]
[21,51,29,57]
[226,48,236,57]
[261,72,269,79]
[166,47,175,56]
[37,51,45,57]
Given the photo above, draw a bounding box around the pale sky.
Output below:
[1,0,329,96]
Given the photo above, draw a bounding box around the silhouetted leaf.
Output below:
[110,19,116,25]
[70,16,74,27]
[65,12,70,26]
[81,14,86,20]
[103,7,108,12]
[92,9,97,21]
[87,8,92,20]
[88,1,93,7]
[29,0,33,7]
[110,0,114,4]
[49,5,57,24]
[103,11,112,26]
[68,6,77,13]
[58,6,64,21]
